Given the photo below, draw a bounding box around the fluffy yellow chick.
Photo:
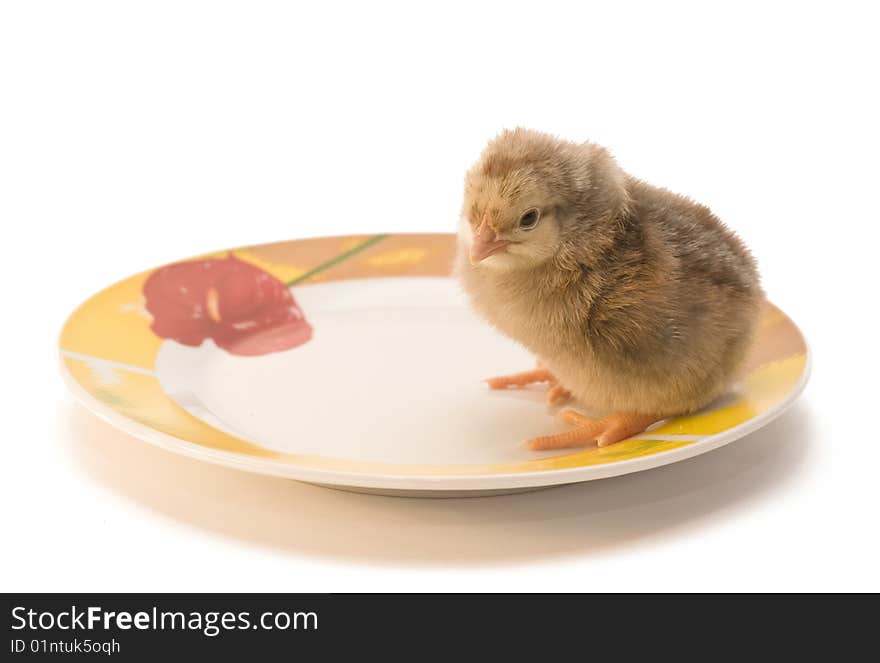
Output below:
[456,128,762,450]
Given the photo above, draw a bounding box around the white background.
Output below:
[1,1,877,591]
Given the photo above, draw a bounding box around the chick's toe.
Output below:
[528,411,660,450]
[485,364,572,405]
[546,384,572,405]
[485,367,555,390]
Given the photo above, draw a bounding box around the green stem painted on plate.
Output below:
[285,234,389,287]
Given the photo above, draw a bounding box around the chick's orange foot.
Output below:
[528,410,660,450]
[485,365,572,405]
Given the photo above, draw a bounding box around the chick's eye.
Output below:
[519,208,540,230]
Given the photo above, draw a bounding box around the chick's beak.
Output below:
[469,221,511,264]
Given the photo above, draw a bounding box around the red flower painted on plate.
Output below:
[143,254,312,356]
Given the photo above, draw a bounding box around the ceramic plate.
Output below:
[60,233,810,497]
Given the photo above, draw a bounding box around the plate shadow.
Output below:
[62,402,814,567]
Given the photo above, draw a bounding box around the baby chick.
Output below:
[456,128,762,450]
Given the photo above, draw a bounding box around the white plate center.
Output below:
[156,277,573,464]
